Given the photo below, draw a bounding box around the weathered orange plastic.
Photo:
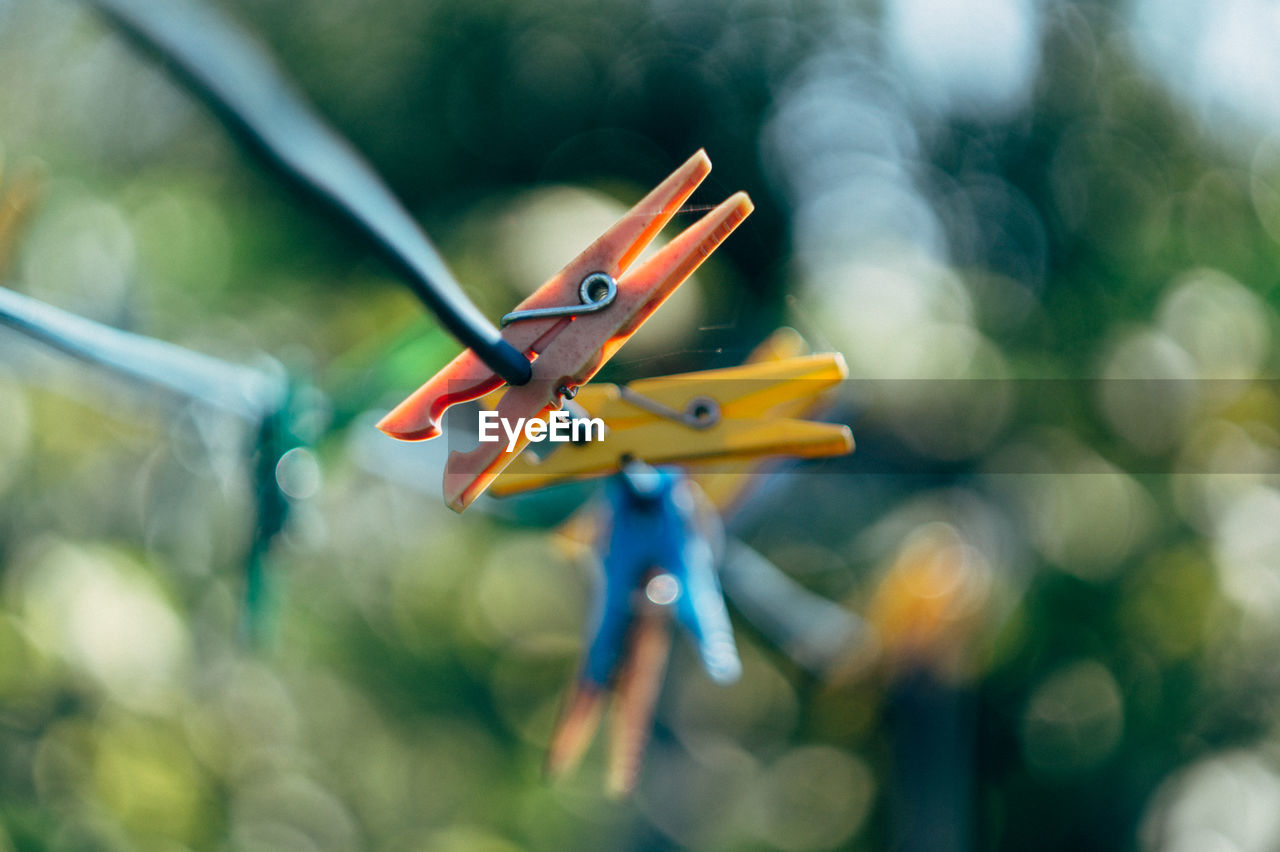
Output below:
[377,150,753,511]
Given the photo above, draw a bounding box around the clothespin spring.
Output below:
[500,272,618,327]
[618,387,721,430]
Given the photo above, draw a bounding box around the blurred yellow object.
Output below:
[866,523,993,682]
[0,153,43,274]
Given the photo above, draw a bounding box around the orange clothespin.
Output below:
[377,150,753,512]
[488,352,853,497]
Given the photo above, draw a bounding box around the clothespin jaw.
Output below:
[376,150,753,512]
[489,353,854,496]
[547,603,672,797]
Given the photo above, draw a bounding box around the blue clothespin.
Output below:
[588,463,743,686]
[546,461,741,795]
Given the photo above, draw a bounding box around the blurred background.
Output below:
[1,0,1279,849]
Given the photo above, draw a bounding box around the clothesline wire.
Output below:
[83,0,533,387]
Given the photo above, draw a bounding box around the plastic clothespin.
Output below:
[686,326,823,513]
[546,462,740,795]
[377,150,753,512]
[488,353,854,496]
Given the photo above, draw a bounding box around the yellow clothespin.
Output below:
[489,349,853,497]
[688,326,820,513]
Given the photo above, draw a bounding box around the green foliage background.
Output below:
[1,0,1279,850]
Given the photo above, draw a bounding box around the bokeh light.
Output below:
[2,0,1280,849]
